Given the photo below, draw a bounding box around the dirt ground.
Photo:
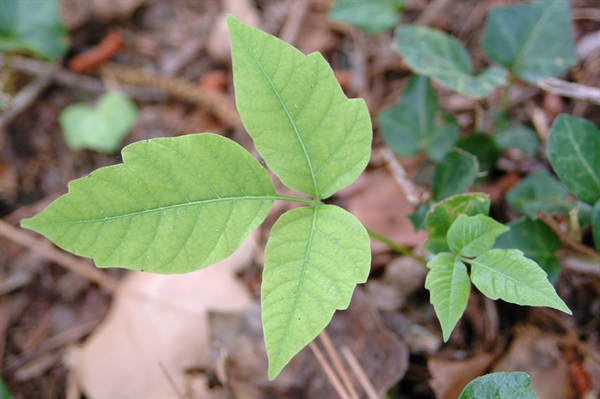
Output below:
[1,0,599,398]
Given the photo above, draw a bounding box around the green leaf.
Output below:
[494,218,561,284]
[262,205,370,380]
[425,253,470,342]
[425,193,491,254]
[456,133,500,180]
[329,0,405,35]
[59,92,139,154]
[506,169,575,219]
[447,214,509,258]
[547,114,600,205]
[394,25,507,98]
[459,372,538,399]
[378,75,460,162]
[481,0,577,85]
[21,134,275,274]
[470,249,571,314]
[493,123,539,156]
[0,377,12,399]
[0,0,68,60]
[408,203,430,231]
[593,200,600,252]
[228,15,372,200]
[432,149,479,202]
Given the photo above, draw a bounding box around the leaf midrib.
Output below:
[234,28,320,199]
[29,195,275,226]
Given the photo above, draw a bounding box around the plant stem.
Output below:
[366,228,416,258]
[272,194,318,206]
[500,75,516,114]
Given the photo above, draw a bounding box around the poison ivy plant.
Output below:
[0,0,68,60]
[458,372,538,399]
[426,213,571,340]
[329,0,406,35]
[547,114,600,206]
[493,122,539,156]
[431,149,478,202]
[378,75,460,162]
[593,202,600,251]
[456,133,500,181]
[59,91,139,153]
[481,0,577,85]
[394,25,507,98]
[22,16,372,381]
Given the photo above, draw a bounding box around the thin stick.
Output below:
[341,345,379,399]
[318,330,360,399]
[0,71,55,130]
[537,77,600,105]
[309,340,351,399]
[536,211,599,259]
[382,147,425,206]
[0,220,119,291]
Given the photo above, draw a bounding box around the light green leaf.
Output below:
[494,123,539,156]
[425,193,491,254]
[547,114,600,205]
[21,134,275,274]
[378,75,460,162]
[459,372,538,399]
[481,0,577,85]
[447,214,509,258]
[506,169,575,219]
[59,92,139,154]
[329,0,405,35]
[593,200,600,252]
[432,149,479,202]
[0,0,68,60]
[228,15,372,200]
[425,253,470,342]
[494,218,561,284]
[470,249,571,314]
[394,25,507,98]
[262,204,371,379]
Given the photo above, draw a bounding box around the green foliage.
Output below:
[0,377,12,399]
[456,133,500,180]
[228,15,371,201]
[493,123,539,156]
[378,75,460,162]
[481,0,577,85]
[431,149,478,202]
[329,0,405,35]
[394,25,507,98]
[426,214,571,340]
[506,169,575,219]
[0,0,68,60]
[21,134,276,274]
[593,201,600,251]
[59,92,139,153]
[425,193,491,254]
[262,205,370,379]
[458,372,538,399]
[495,218,562,283]
[547,114,600,206]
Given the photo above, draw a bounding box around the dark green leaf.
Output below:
[506,169,575,219]
[447,214,508,257]
[21,134,276,274]
[394,25,507,98]
[457,133,500,180]
[470,249,571,314]
[0,0,68,60]
[425,253,470,341]
[494,218,561,283]
[378,75,460,162]
[329,0,405,35]
[481,0,577,85]
[547,114,600,205]
[425,193,491,254]
[408,203,430,231]
[593,200,600,252]
[458,372,538,399]
[493,124,539,156]
[432,149,479,202]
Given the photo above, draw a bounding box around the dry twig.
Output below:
[536,211,599,259]
[319,330,360,399]
[537,78,600,105]
[309,340,352,399]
